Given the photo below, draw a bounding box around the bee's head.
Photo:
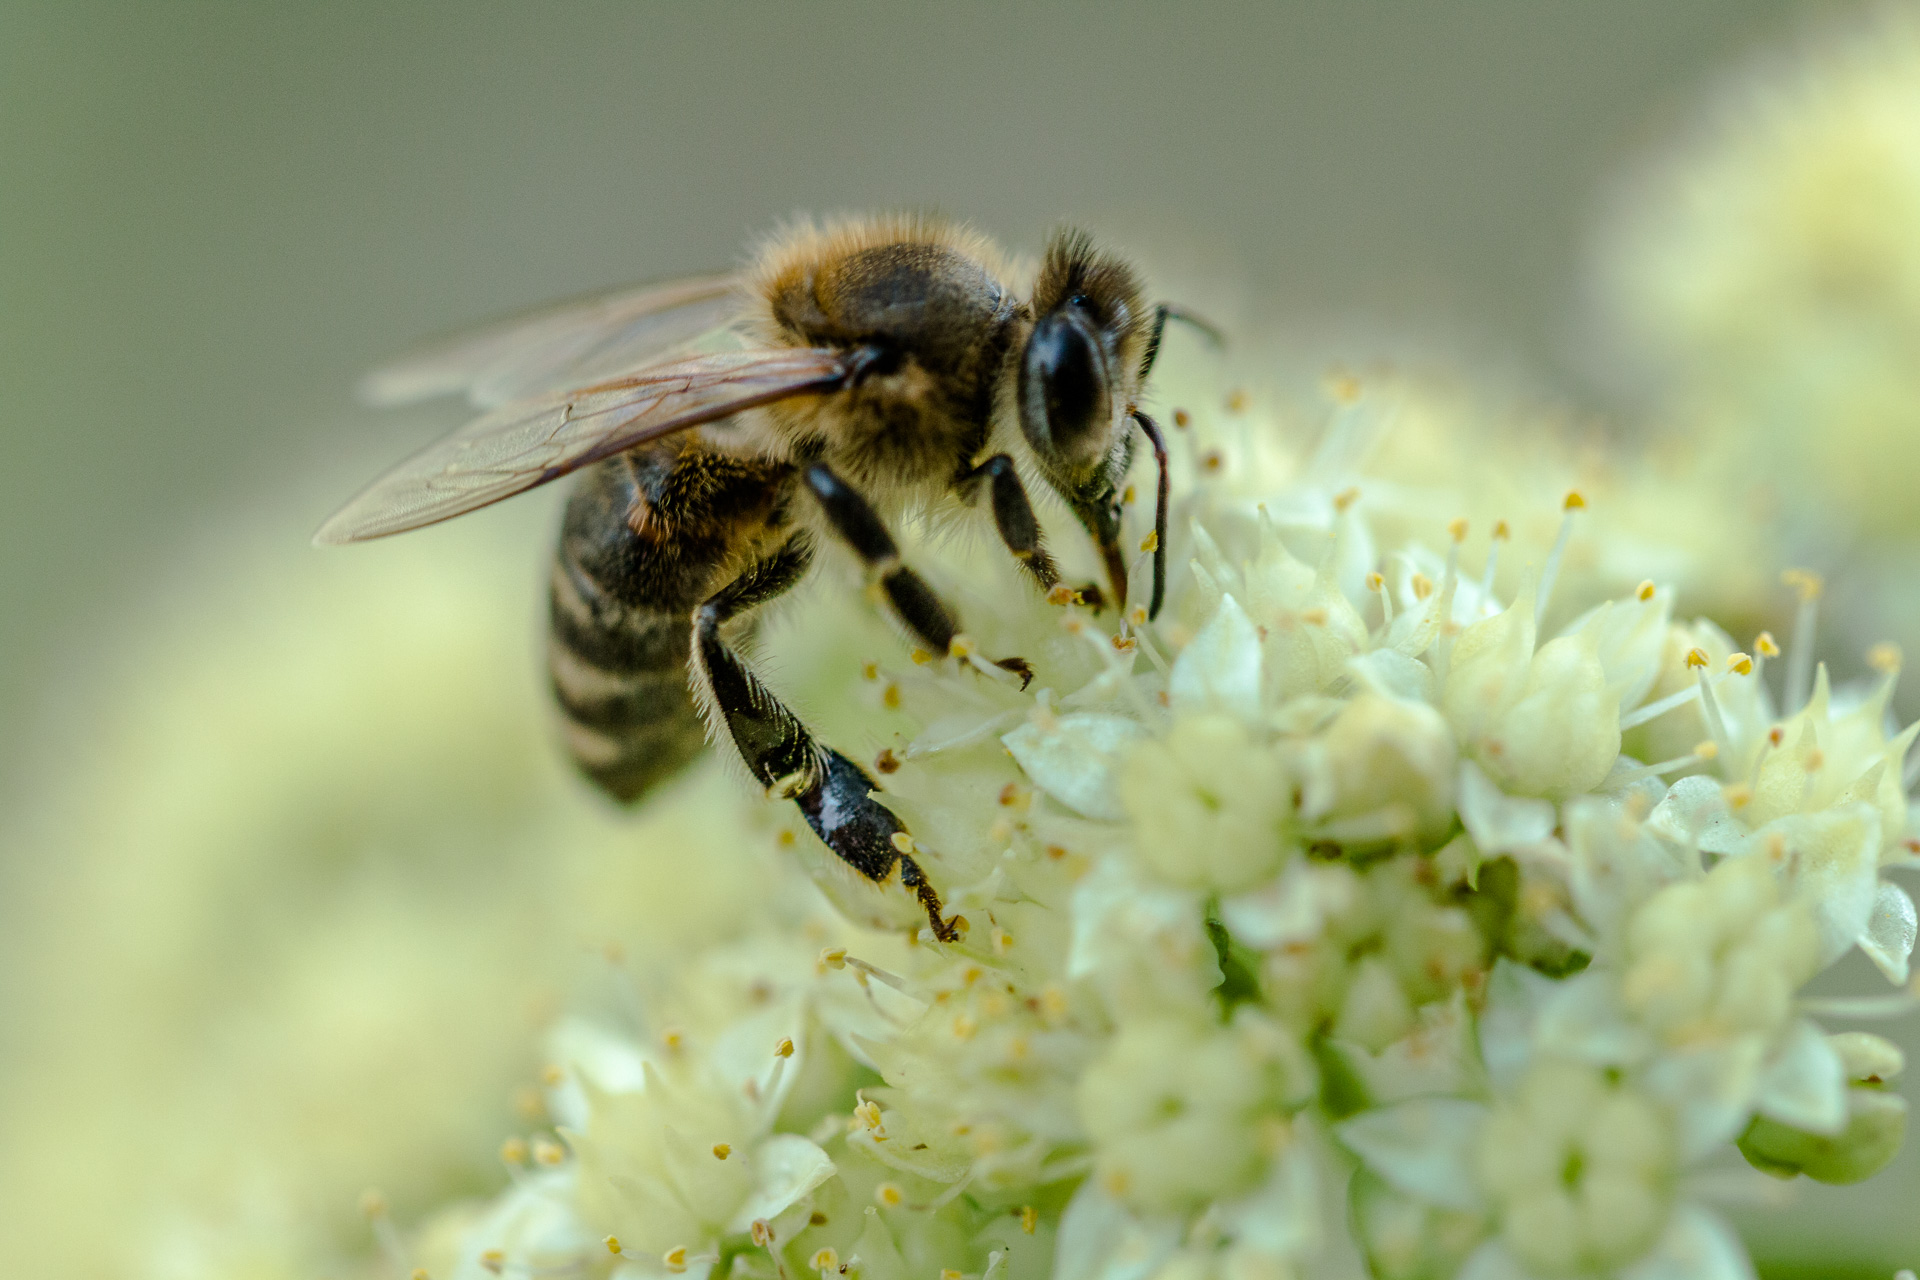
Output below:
[1018,229,1157,612]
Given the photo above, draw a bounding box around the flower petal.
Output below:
[1754,1018,1848,1136]
[1335,1098,1490,1213]
[724,1135,835,1233]
[1621,1206,1755,1280]
[1458,761,1556,855]
[1002,711,1147,820]
[1860,879,1918,984]
[1169,593,1264,721]
[1054,1180,1182,1280]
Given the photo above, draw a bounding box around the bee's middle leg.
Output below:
[803,462,1033,688]
[691,534,958,942]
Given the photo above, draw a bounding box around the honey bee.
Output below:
[318,216,1213,940]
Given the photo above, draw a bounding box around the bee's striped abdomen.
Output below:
[547,445,790,803]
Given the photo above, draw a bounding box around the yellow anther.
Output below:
[1805,748,1826,772]
[961,964,985,985]
[512,1083,545,1121]
[499,1136,528,1165]
[1225,388,1250,413]
[1768,726,1785,747]
[1122,484,1136,505]
[1328,372,1362,404]
[1020,1205,1039,1234]
[910,648,934,666]
[411,1270,429,1280]
[1869,642,1903,674]
[890,832,916,856]
[862,660,879,681]
[712,1142,732,1160]
[1782,568,1824,601]
[359,1189,389,1219]
[876,1182,905,1207]
[776,1036,796,1058]
[949,914,971,937]
[540,1063,564,1086]
[1492,519,1511,541]
[1727,653,1753,676]
[662,1027,686,1052]
[1410,573,1434,601]
[1636,580,1656,602]
[1111,633,1137,653]
[532,1136,565,1166]
[1447,517,1468,543]
[605,1236,624,1256]
[1333,486,1361,513]
[942,1270,965,1280]
[480,1251,505,1275]
[1755,631,1781,657]
[881,681,902,709]
[810,1248,840,1273]
[1139,530,1159,553]
[1300,607,1328,626]
[854,1100,883,1130]
[948,635,975,659]
[952,1014,978,1040]
[819,948,847,970]
[1126,604,1148,626]
[1365,571,1384,592]
[1694,740,1720,760]
[1173,408,1192,428]
[751,1220,774,1247]
[1723,783,1754,810]
[776,828,797,847]
[992,927,1015,956]
[1563,490,1586,511]
[1685,648,1710,670]
[1047,583,1076,605]
[1201,448,1225,473]
[663,1244,688,1272]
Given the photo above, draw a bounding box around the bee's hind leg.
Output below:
[691,534,959,943]
[803,463,1033,689]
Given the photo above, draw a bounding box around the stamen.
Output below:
[1690,649,1731,761]
[1636,580,1656,602]
[1535,491,1584,621]
[1481,519,1511,598]
[1782,569,1823,716]
[1610,747,1714,786]
[1750,725,1784,787]
[1368,570,1393,631]
[1619,681,1702,730]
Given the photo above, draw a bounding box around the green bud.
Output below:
[1739,1086,1908,1184]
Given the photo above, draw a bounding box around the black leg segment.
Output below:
[803,463,959,654]
[965,453,1062,595]
[691,534,958,941]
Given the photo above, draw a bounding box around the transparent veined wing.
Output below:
[317,347,849,544]
[359,274,745,409]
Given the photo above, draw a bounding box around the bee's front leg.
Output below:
[802,463,1033,689]
[690,534,958,943]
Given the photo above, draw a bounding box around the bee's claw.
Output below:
[993,656,1035,690]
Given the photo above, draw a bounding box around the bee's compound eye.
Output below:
[1020,309,1111,470]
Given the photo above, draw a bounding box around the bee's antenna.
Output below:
[1132,410,1170,621]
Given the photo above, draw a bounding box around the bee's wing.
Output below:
[360,274,746,409]
[316,348,849,544]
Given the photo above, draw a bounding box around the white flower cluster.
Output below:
[404,383,1918,1280]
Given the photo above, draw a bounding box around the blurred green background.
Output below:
[7,3,1913,1278]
